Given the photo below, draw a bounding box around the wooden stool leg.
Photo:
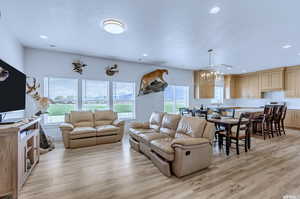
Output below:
[270,122,274,138]
[244,137,248,152]
[263,123,266,140]
[281,120,286,135]
[236,139,239,155]
[277,122,282,136]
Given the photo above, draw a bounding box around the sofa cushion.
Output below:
[70,111,94,127]
[176,116,207,138]
[149,112,164,131]
[70,127,96,139]
[150,138,175,161]
[129,128,156,141]
[139,132,170,145]
[160,114,181,137]
[96,125,120,136]
[175,132,192,139]
[202,122,216,143]
[94,110,117,126]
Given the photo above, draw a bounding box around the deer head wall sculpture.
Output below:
[26,77,53,115]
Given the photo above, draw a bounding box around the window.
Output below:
[43,78,136,124]
[82,80,109,111]
[113,82,135,119]
[211,77,224,104]
[212,86,224,104]
[164,85,189,114]
[44,77,78,124]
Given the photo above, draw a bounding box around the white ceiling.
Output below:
[1,0,300,72]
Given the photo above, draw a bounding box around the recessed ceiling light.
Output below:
[40,35,48,39]
[298,53,300,56]
[102,19,126,34]
[282,44,292,49]
[210,6,221,14]
[143,53,148,57]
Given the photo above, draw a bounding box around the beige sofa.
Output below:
[129,112,215,177]
[59,110,125,149]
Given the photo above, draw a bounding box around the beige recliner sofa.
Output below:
[59,110,125,149]
[129,112,215,177]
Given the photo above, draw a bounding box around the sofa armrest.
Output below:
[113,119,125,127]
[59,123,73,149]
[59,123,74,131]
[129,121,150,129]
[171,138,210,147]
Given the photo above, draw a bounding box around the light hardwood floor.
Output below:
[20,129,300,199]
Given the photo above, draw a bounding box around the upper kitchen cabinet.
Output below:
[224,72,260,99]
[194,70,215,99]
[259,68,285,91]
[248,73,260,98]
[285,65,300,98]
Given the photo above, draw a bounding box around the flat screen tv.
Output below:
[0,59,26,114]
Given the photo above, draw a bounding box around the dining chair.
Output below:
[280,105,287,135]
[272,105,284,136]
[254,105,275,139]
[218,113,251,155]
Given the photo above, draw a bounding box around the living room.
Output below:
[1,1,300,199]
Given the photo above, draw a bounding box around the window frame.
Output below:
[43,77,79,125]
[82,79,110,111]
[43,77,136,125]
[112,81,136,120]
[164,85,189,114]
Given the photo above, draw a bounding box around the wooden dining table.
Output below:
[208,117,250,156]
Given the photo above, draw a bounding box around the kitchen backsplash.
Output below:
[224,91,300,109]
[191,91,300,109]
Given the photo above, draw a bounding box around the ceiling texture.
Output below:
[1,0,300,72]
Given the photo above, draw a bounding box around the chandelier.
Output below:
[200,49,229,81]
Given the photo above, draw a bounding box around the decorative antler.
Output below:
[26,77,41,94]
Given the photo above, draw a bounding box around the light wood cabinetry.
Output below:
[194,70,215,99]
[248,73,260,98]
[284,110,300,129]
[197,66,299,100]
[0,118,40,199]
[285,66,300,98]
[224,72,260,99]
[259,68,285,91]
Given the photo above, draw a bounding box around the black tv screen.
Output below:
[0,59,26,113]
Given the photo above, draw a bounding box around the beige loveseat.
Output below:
[59,110,125,149]
[129,112,215,177]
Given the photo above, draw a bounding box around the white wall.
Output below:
[24,48,201,139]
[0,21,24,71]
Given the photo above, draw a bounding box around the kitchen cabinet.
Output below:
[259,68,285,91]
[194,70,215,99]
[285,66,300,98]
[248,73,260,98]
[285,109,300,129]
[225,72,260,99]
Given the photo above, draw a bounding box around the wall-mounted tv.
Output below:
[0,59,26,113]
